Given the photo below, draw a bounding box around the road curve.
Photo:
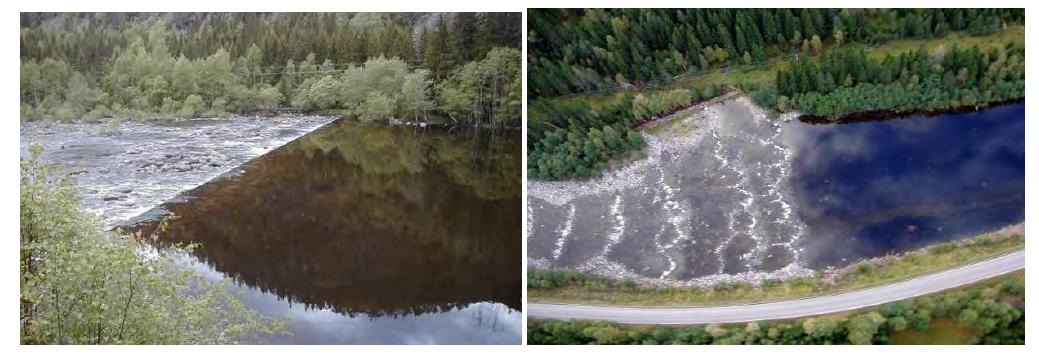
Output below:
[528,251,1024,324]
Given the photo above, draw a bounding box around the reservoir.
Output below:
[527,99,1023,286]
[130,120,523,344]
[787,103,1025,269]
[22,117,522,344]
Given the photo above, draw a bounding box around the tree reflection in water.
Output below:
[130,120,521,317]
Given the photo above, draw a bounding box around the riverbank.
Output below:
[529,224,1023,307]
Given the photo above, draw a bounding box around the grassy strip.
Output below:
[529,231,1023,306]
[544,25,1024,111]
[528,271,1024,345]
[641,91,739,136]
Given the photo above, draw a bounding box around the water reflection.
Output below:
[129,120,521,344]
[786,104,1024,268]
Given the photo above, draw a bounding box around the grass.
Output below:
[642,92,737,136]
[539,25,1025,112]
[866,25,1025,60]
[529,231,1023,307]
[889,318,977,344]
[643,110,701,136]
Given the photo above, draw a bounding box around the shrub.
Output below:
[209,97,229,116]
[54,104,76,122]
[620,278,637,290]
[179,95,206,118]
[20,148,282,344]
[854,262,874,276]
[1000,279,1025,296]
[930,242,957,254]
[84,104,110,122]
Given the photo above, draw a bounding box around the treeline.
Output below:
[775,42,1024,117]
[525,8,1023,181]
[528,275,1025,345]
[528,9,1021,99]
[20,13,519,80]
[528,84,722,180]
[20,13,521,126]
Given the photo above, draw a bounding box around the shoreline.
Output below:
[796,98,1024,125]
[528,95,1023,297]
[529,221,1024,306]
[20,113,523,131]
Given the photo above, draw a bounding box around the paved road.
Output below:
[528,251,1024,324]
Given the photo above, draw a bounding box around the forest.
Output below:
[526,9,1024,180]
[528,9,1020,99]
[528,84,721,179]
[774,42,1024,117]
[20,13,521,127]
[528,273,1025,345]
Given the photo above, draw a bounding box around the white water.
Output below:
[20,116,335,228]
[527,97,814,287]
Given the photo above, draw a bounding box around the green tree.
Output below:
[20,148,282,344]
[802,318,835,339]
[178,94,205,118]
[292,75,340,111]
[847,312,886,345]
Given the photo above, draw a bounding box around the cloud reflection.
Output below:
[786,104,1024,268]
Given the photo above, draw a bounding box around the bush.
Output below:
[748,83,778,110]
[356,92,395,122]
[21,103,42,121]
[20,147,282,344]
[54,104,76,122]
[712,281,743,293]
[1000,279,1024,295]
[209,97,229,116]
[179,95,205,118]
[84,104,110,122]
[292,75,340,111]
[620,278,637,290]
[930,242,957,254]
[854,262,874,276]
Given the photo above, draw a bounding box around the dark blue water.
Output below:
[788,104,1025,269]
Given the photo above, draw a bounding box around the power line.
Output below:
[244,63,428,77]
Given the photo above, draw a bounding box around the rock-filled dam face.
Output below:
[528,98,811,287]
[528,99,1024,287]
